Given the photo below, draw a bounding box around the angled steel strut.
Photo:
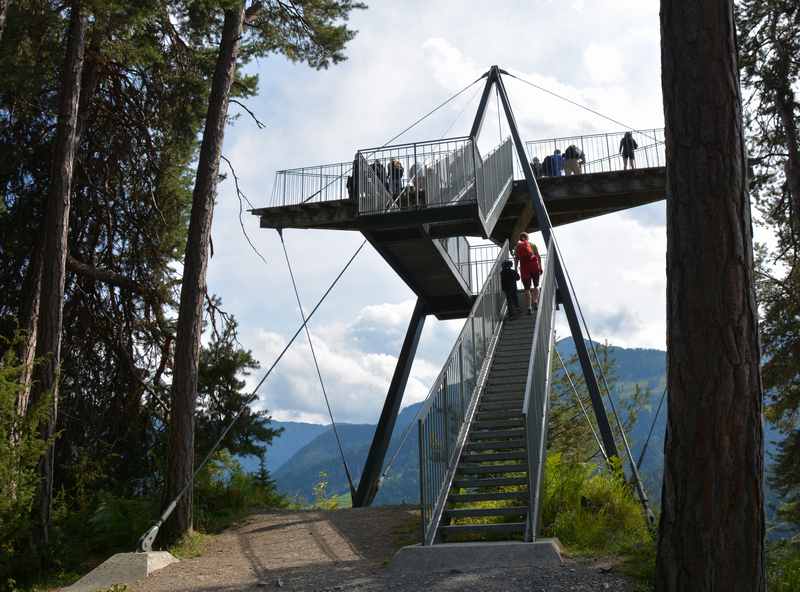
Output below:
[353,298,427,507]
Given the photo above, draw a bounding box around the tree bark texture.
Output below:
[774,84,800,232]
[162,3,245,542]
[16,240,43,419]
[657,2,765,591]
[27,0,88,546]
[0,0,7,42]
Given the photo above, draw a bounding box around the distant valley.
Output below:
[241,340,785,527]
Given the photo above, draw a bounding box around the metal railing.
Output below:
[438,236,471,290]
[268,161,353,207]
[475,137,514,229]
[469,243,501,293]
[522,128,665,177]
[521,237,557,542]
[356,137,477,216]
[418,242,509,545]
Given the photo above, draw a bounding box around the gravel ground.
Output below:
[125,508,635,592]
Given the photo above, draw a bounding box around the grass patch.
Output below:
[768,540,800,591]
[168,530,211,559]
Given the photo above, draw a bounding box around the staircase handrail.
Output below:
[521,236,558,542]
[418,241,510,545]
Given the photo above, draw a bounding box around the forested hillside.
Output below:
[268,341,668,504]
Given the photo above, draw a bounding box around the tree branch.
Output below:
[230,99,266,129]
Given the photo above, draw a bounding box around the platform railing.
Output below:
[475,137,514,230]
[521,237,557,542]
[418,242,509,546]
[356,136,477,216]
[268,161,353,207]
[438,236,472,290]
[522,128,665,177]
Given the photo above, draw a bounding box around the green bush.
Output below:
[540,453,652,555]
[768,541,800,591]
[193,449,287,532]
[0,342,51,584]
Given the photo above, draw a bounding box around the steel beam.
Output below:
[491,67,619,459]
[353,298,428,507]
[493,68,655,524]
[469,69,497,140]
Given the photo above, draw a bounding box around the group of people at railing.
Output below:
[529,131,640,178]
[501,232,543,319]
[347,144,476,212]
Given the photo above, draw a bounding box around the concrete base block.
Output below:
[388,539,562,574]
[64,552,178,592]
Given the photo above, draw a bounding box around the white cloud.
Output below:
[205,0,667,423]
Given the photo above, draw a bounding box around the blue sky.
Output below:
[205,0,669,423]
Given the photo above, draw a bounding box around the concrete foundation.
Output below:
[64,552,178,592]
[388,539,562,574]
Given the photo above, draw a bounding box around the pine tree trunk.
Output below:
[656,2,765,590]
[0,0,8,42]
[16,241,43,419]
[774,85,800,232]
[161,3,245,543]
[27,0,88,546]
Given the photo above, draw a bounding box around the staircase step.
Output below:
[439,522,526,536]
[478,401,523,412]
[489,361,529,372]
[448,490,529,504]
[475,409,524,420]
[487,376,529,386]
[457,463,527,475]
[452,476,528,488]
[472,418,523,430]
[481,390,524,401]
[469,428,525,441]
[465,439,526,451]
[461,451,527,463]
[444,506,529,519]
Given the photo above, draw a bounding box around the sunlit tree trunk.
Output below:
[162,2,245,543]
[656,1,765,590]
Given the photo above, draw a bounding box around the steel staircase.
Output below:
[418,236,557,545]
[438,312,534,541]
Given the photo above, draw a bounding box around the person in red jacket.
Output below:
[514,232,542,315]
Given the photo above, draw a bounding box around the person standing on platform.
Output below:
[551,149,564,176]
[531,157,543,179]
[501,260,521,318]
[564,144,585,175]
[619,131,638,170]
[514,232,543,315]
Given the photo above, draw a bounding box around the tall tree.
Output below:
[656,1,765,590]
[737,0,800,527]
[162,0,364,542]
[26,0,88,545]
[164,3,249,541]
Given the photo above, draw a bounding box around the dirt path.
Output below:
[127,507,635,591]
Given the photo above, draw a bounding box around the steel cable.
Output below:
[278,230,357,499]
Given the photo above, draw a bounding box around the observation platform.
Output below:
[252,129,666,319]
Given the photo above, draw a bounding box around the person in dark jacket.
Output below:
[371,159,387,189]
[619,131,638,169]
[500,259,521,318]
[388,158,404,196]
[531,157,543,179]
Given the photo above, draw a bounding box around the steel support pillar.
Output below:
[353,297,427,507]
[488,65,619,458]
[491,66,654,523]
